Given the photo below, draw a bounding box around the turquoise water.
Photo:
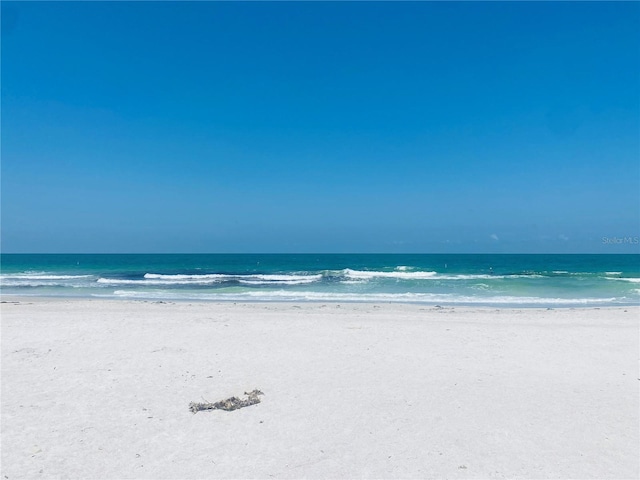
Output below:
[1,254,639,307]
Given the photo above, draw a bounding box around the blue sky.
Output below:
[2,1,638,253]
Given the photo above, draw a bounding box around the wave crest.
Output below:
[343,269,437,280]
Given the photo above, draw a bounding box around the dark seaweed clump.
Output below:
[190,389,264,413]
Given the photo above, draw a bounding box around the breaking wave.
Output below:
[3,255,638,307]
[105,289,622,306]
[343,269,438,280]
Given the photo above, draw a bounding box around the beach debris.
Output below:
[189,389,264,413]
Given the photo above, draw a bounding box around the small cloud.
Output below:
[490,233,499,241]
[559,234,569,241]
[391,240,408,245]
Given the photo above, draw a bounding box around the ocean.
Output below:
[1,254,639,307]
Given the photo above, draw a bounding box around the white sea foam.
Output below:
[99,273,323,287]
[604,277,640,283]
[144,273,228,280]
[340,270,552,282]
[140,273,322,285]
[0,280,86,287]
[548,271,598,277]
[433,274,497,280]
[144,273,321,282]
[605,272,622,275]
[238,277,321,286]
[250,274,323,282]
[107,289,621,306]
[1,274,93,280]
[343,269,438,280]
[97,278,219,286]
[0,273,95,288]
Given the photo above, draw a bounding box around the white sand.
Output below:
[1,298,638,479]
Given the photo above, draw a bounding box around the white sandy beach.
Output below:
[1,298,638,479]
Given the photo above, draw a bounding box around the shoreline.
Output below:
[2,293,638,310]
[2,298,638,479]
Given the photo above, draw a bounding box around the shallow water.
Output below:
[1,254,638,307]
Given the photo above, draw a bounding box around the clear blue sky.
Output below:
[2,1,638,253]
